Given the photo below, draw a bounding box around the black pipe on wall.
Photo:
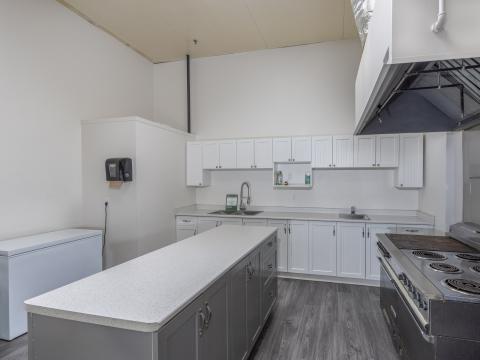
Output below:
[186,54,191,133]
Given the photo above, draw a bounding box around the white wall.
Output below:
[154,61,188,132]
[196,170,419,211]
[419,132,463,231]
[154,40,361,137]
[0,0,153,240]
[82,118,196,267]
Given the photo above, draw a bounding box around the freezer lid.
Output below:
[0,229,102,257]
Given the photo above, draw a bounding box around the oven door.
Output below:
[379,259,435,360]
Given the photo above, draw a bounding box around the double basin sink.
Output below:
[208,210,370,220]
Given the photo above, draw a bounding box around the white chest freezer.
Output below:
[0,229,102,340]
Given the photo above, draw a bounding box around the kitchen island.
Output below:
[25,225,278,360]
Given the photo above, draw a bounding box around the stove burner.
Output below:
[456,253,480,262]
[444,279,480,295]
[471,265,480,274]
[429,262,461,273]
[412,250,447,261]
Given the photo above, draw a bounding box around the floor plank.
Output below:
[0,279,399,360]
[249,278,399,360]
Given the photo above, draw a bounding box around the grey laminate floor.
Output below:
[0,279,398,360]
[249,278,400,360]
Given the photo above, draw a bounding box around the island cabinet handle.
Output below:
[204,303,213,328]
[288,224,291,234]
[283,225,287,235]
[268,263,273,270]
[267,240,273,247]
[198,310,206,336]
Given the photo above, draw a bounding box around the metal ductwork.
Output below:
[350,0,375,46]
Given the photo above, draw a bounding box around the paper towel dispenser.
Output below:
[105,158,133,182]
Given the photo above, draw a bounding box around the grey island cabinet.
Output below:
[25,226,278,360]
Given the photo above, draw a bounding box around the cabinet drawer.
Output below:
[262,278,277,322]
[176,216,197,226]
[262,250,276,287]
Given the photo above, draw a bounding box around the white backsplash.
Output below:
[196,169,419,211]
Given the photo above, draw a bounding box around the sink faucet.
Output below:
[240,182,251,211]
[350,206,356,215]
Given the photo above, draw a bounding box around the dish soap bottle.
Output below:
[276,171,283,185]
[305,170,311,185]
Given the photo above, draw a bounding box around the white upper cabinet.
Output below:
[309,222,337,276]
[291,137,311,162]
[354,136,376,168]
[218,140,236,169]
[186,142,210,187]
[376,134,399,168]
[396,134,424,189]
[253,138,273,169]
[312,136,333,168]
[332,136,354,168]
[273,137,292,163]
[354,134,399,168]
[202,142,219,170]
[236,139,255,169]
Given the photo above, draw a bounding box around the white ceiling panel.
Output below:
[59,0,358,63]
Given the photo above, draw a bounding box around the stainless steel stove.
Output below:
[377,222,480,360]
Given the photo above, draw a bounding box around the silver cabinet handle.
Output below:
[333,226,336,237]
[198,310,206,336]
[204,302,212,329]
[268,263,273,270]
[288,224,291,234]
[362,228,365,238]
[367,228,370,238]
[283,225,287,234]
[194,228,197,235]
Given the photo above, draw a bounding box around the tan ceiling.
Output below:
[59,0,358,63]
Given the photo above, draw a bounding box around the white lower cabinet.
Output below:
[268,220,288,272]
[197,218,219,234]
[366,224,395,280]
[243,219,268,226]
[287,221,309,273]
[336,222,366,279]
[308,221,337,276]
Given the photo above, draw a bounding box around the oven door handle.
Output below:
[376,241,391,258]
[378,257,433,343]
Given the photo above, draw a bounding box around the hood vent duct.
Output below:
[362,57,480,134]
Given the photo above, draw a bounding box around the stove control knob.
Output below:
[423,300,428,311]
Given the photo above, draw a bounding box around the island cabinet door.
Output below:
[246,250,262,347]
[228,259,248,360]
[157,298,199,360]
[198,279,228,360]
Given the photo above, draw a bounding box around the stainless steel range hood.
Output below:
[353,0,480,135]
[360,58,480,134]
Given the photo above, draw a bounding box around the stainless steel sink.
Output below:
[208,210,263,216]
[339,213,370,220]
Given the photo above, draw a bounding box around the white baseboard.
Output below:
[278,272,380,287]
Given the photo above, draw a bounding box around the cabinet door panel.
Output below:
[243,219,268,226]
[273,137,292,163]
[333,136,354,168]
[246,251,261,347]
[376,134,399,168]
[309,222,337,276]
[354,136,376,168]
[312,136,333,168]
[203,142,219,169]
[198,280,228,360]
[228,260,248,360]
[291,137,312,162]
[396,134,424,188]
[254,138,273,169]
[218,141,236,169]
[337,223,366,279]
[287,221,309,273]
[158,297,199,360]
[268,220,288,272]
[366,224,395,280]
[236,140,254,169]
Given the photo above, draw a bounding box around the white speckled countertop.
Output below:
[175,205,435,226]
[25,226,276,333]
